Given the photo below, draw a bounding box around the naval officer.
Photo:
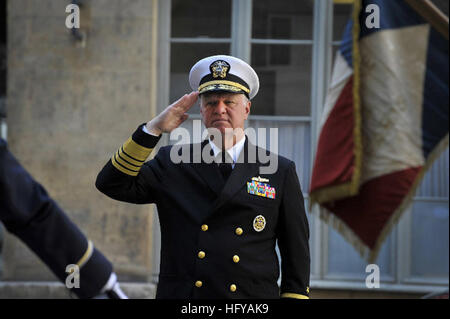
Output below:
[96,55,310,299]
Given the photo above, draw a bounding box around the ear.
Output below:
[243,100,251,120]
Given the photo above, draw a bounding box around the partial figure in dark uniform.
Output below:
[0,137,126,299]
[96,55,310,299]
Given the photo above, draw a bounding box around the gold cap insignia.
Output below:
[210,60,230,79]
[253,215,266,232]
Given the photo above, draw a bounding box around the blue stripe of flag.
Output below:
[339,0,428,68]
[421,28,449,159]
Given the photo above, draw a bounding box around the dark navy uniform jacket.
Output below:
[0,138,112,299]
[96,124,310,299]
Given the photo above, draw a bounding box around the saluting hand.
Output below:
[145,91,199,136]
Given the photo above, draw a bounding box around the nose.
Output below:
[213,100,227,115]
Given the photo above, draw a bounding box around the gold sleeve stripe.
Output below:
[119,146,145,166]
[334,0,353,4]
[76,240,94,269]
[122,137,153,162]
[110,137,154,176]
[111,154,139,176]
[281,292,310,299]
[114,151,141,171]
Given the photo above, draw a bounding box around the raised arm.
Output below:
[95,92,199,204]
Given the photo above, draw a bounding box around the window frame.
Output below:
[153,0,449,294]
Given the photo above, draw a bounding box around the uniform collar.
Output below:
[208,135,246,164]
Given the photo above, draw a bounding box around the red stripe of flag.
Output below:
[324,167,422,249]
[310,76,355,192]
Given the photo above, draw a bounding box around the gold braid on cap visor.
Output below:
[198,80,250,94]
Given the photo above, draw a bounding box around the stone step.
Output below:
[0,281,156,299]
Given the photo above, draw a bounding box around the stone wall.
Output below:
[3,0,158,283]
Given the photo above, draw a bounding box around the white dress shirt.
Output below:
[208,135,245,169]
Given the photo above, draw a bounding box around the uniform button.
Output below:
[201,224,208,231]
[198,251,206,259]
[230,284,237,292]
[195,280,203,288]
[235,227,243,236]
[232,255,240,263]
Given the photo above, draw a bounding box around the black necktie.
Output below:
[218,152,233,181]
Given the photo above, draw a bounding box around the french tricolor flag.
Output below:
[309,0,448,261]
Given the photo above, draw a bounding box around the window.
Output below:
[157,0,449,294]
[250,0,313,116]
[170,0,231,114]
[169,0,313,116]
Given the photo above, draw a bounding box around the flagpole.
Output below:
[404,0,449,40]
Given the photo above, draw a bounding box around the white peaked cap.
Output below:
[189,55,260,99]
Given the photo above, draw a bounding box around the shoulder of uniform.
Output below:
[254,145,293,168]
[157,142,193,155]
[277,154,294,169]
[154,142,200,163]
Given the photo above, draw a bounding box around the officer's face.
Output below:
[200,92,251,135]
